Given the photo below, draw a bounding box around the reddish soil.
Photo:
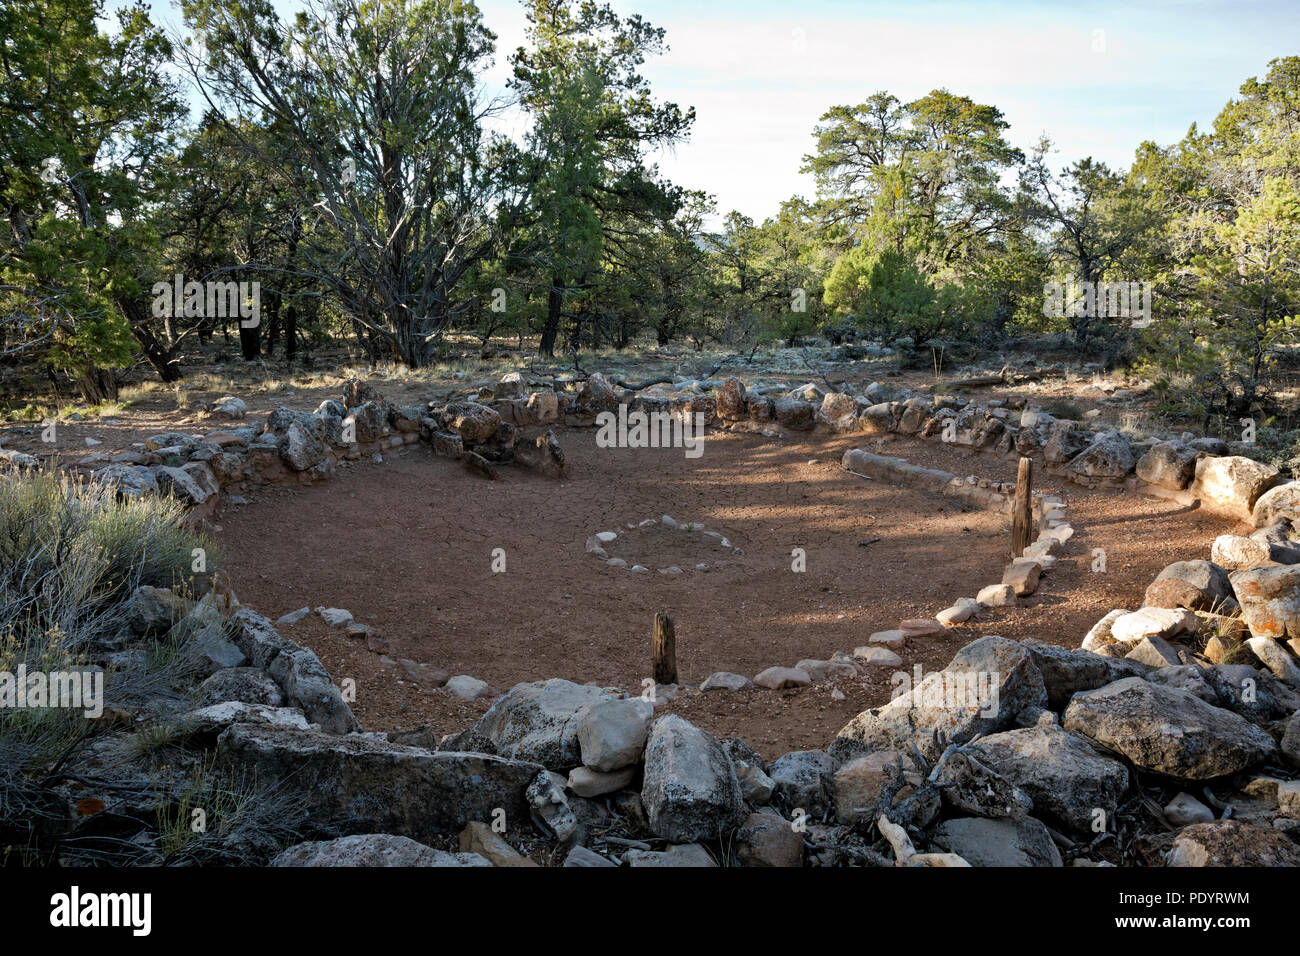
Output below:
[216,426,1239,760]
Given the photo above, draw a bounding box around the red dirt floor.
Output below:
[216,426,1239,760]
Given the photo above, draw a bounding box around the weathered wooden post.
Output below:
[1011,456,1034,558]
[653,612,677,685]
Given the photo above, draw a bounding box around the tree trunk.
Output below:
[238,318,260,361]
[285,306,298,364]
[124,300,183,383]
[540,274,563,358]
[75,365,118,404]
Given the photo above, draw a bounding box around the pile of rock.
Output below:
[70,376,570,519]
[205,632,1300,866]
[51,574,1300,866]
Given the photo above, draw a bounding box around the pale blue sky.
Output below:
[478,0,1300,221]
[113,0,1300,223]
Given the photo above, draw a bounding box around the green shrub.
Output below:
[0,469,214,792]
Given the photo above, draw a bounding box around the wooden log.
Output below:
[1011,456,1034,558]
[652,612,677,685]
[940,368,1044,389]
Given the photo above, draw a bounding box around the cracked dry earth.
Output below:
[216,427,1237,760]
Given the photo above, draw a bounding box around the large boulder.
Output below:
[930,816,1062,867]
[1042,422,1089,467]
[819,392,858,431]
[715,379,747,421]
[1251,480,1300,528]
[1062,677,1277,779]
[1018,639,1147,711]
[342,401,386,444]
[575,697,653,771]
[773,399,816,431]
[96,463,160,498]
[228,609,360,734]
[1067,431,1136,479]
[971,723,1130,832]
[1206,663,1300,722]
[641,715,746,842]
[217,724,542,840]
[456,679,610,770]
[1109,607,1199,644]
[1211,534,1274,571]
[282,421,327,471]
[1230,565,1300,640]
[765,750,834,818]
[1145,560,1234,613]
[1136,441,1200,490]
[1190,455,1281,520]
[829,636,1048,763]
[442,401,501,443]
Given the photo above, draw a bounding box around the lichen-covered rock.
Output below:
[765,750,833,818]
[715,378,748,421]
[1136,441,1199,490]
[442,401,501,443]
[198,667,284,707]
[819,392,858,431]
[1251,480,1300,528]
[971,723,1130,832]
[1019,638,1147,711]
[155,463,217,505]
[1168,820,1300,866]
[1063,677,1277,779]
[773,398,816,431]
[218,724,542,840]
[641,715,745,842]
[96,463,160,498]
[343,401,386,444]
[282,421,327,471]
[1231,565,1300,640]
[1211,534,1274,571]
[1067,431,1136,479]
[456,678,610,770]
[829,636,1048,763]
[273,834,491,867]
[228,608,359,734]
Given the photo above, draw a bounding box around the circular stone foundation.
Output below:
[585,515,745,574]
